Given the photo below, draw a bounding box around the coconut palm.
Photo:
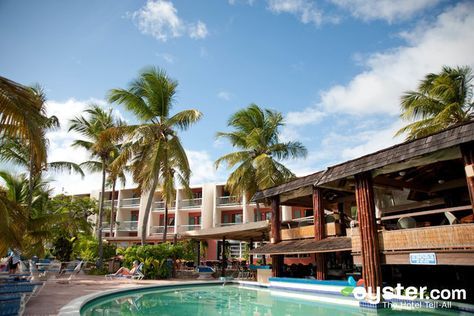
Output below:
[215,104,307,207]
[69,105,123,267]
[0,76,48,172]
[108,67,202,244]
[396,66,474,140]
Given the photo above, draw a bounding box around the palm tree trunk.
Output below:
[27,149,35,214]
[163,202,168,242]
[141,173,159,245]
[109,179,116,238]
[97,162,106,269]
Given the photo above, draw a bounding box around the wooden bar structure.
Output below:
[461,141,474,212]
[313,187,326,280]
[249,238,254,265]
[270,196,283,277]
[354,172,382,293]
[221,236,226,277]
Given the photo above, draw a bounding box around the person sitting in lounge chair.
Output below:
[113,260,140,276]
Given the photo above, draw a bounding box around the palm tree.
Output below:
[0,76,48,172]
[69,105,123,267]
[215,104,307,212]
[108,67,202,244]
[396,65,474,140]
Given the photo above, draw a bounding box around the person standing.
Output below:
[7,249,21,274]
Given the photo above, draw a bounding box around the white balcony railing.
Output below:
[103,200,118,208]
[180,198,202,208]
[120,198,141,207]
[154,200,165,210]
[117,221,138,231]
[151,226,175,235]
[217,196,241,206]
[178,224,201,232]
[220,222,242,227]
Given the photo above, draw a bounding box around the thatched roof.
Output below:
[249,237,352,255]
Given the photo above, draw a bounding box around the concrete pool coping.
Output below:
[59,280,229,315]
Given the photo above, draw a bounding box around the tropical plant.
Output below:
[396,65,474,140]
[215,104,307,211]
[0,76,49,173]
[108,67,202,244]
[69,105,124,267]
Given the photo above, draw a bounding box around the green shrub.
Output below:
[72,235,116,262]
[117,242,194,279]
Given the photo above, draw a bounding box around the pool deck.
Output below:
[24,275,204,316]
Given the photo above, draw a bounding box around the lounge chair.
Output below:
[196,266,215,279]
[56,261,84,284]
[105,263,144,281]
[444,212,459,225]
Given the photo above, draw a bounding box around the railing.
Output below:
[103,200,118,207]
[351,224,474,252]
[100,222,110,230]
[120,198,141,207]
[217,196,241,206]
[117,221,139,231]
[154,200,165,210]
[177,224,201,232]
[151,226,175,234]
[220,222,242,227]
[180,198,202,208]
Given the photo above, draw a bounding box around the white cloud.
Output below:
[156,52,175,64]
[217,91,232,101]
[189,21,209,39]
[186,150,225,185]
[330,0,440,23]
[131,0,208,41]
[319,2,474,115]
[44,99,130,195]
[286,107,325,125]
[267,0,339,25]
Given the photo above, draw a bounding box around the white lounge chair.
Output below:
[56,261,83,284]
[105,263,145,281]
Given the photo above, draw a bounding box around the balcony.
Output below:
[117,221,138,231]
[180,198,202,209]
[100,222,110,231]
[177,224,201,232]
[351,223,474,252]
[151,226,175,235]
[220,222,242,227]
[217,196,241,206]
[120,198,141,208]
[154,200,165,210]
[103,200,118,208]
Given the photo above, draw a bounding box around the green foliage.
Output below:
[215,104,307,201]
[51,236,76,262]
[117,242,194,279]
[73,235,116,262]
[397,65,474,140]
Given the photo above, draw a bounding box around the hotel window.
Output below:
[188,215,201,225]
[130,211,139,221]
[159,215,175,226]
[222,211,242,224]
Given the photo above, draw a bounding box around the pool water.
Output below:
[81,284,458,316]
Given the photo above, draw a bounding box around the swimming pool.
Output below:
[80,283,459,315]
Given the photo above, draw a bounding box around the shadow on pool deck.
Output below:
[24,275,208,315]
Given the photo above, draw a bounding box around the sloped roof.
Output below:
[316,120,474,185]
[249,237,352,255]
[179,220,269,241]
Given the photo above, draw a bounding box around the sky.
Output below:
[1,0,473,194]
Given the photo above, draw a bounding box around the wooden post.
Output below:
[270,196,283,277]
[196,240,200,267]
[249,238,254,265]
[222,236,226,277]
[313,187,326,280]
[461,142,474,212]
[354,172,382,294]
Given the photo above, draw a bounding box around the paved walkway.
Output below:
[24,275,194,316]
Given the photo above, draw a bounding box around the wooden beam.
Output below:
[381,205,472,221]
[355,172,382,293]
[313,187,326,280]
[461,142,474,212]
[270,196,283,277]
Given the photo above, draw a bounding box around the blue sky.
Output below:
[1,0,473,194]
